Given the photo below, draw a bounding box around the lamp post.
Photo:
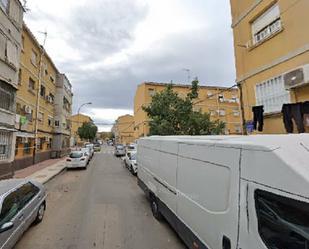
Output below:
[76,102,92,145]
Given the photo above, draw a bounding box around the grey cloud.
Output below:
[25,1,236,115]
[68,26,235,113]
[65,0,148,61]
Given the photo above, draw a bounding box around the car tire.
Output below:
[34,202,46,224]
[151,197,163,221]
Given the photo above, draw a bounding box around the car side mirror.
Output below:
[0,222,14,233]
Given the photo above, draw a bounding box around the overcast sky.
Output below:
[24,0,236,131]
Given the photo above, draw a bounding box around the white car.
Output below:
[80,148,91,163]
[66,151,89,169]
[125,152,137,175]
[85,144,94,158]
[128,153,138,175]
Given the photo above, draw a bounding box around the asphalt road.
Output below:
[14,146,186,249]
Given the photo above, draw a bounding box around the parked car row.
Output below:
[66,143,98,169]
[115,143,138,176]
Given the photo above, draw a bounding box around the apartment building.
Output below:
[71,113,93,146]
[53,73,73,157]
[112,114,135,145]
[0,0,24,179]
[14,24,72,170]
[230,0,309,134]
[134,82,241,138]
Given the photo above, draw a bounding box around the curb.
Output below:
[41,165,67,185]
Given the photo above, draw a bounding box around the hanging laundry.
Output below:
[252,106,264,132]
[281,103,305,133]
[301,102,309,127]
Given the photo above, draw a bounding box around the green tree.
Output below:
[78,122,98,141]
[143,79,225,136]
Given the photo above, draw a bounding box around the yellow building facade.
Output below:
[113,114,135,145]
[14,24,58,169]
[134,82,242,138]
[71,114,93,145]
[230,0,309,134]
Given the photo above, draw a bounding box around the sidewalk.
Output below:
[14,158,67,184]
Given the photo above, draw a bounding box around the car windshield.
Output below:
[128,146,135,150]
[70,152,83,158]
[117,145,124,149]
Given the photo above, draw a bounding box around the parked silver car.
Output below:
[114,145,126,157]
[0,179,47,249]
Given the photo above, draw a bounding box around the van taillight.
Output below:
[67,158,71,162]
[81,158,85,161]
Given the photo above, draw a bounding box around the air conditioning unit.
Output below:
[284,64,309,89]
[24,105,32,114]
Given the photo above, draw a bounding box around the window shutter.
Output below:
[0,33,6,60]
[252,4,280,35]
[7,40,18,68]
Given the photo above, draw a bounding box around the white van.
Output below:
[137,135,309,249]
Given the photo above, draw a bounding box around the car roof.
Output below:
[0,179,27,196]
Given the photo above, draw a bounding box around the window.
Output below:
[48,116,53,127]
[255,190,309,249]
[55,120,60,127]
[0,81,14,112]
[233,109,240,117]
[0,130,12,161]
[219,109,226,116]
[38,112,44,123]
[207,91,213,99]
[40,85,46,98]
[218,94,224,102]
[0,33,6,60]
[21,36,25,51]
[148,88,155,97]
[235,125,241,134]
[31,50,37,66]
[255,75,290,113]
[252,3,282,45]
[49,93,54,104]
[209,109,216,117]
[0,0,9,13]
[18,68,22,85]
[0,191,19,227]
[50,75,55,83]
[24,142,31,155]
[17,182,39,208]
[7,40,18,68]
[28,78,35,91]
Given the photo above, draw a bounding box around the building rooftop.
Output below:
[141,82,238,91]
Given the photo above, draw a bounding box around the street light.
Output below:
[76,102,92,146]
[78,102,92,115]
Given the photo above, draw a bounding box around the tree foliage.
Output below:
[78,122,98,141]
[143,79,225,136]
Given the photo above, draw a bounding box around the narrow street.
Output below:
[14,146,186,249]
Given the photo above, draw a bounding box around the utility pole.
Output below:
[182,68,191,84]
[32,31,47,164]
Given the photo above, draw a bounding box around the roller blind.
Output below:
[252,4,280,35]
